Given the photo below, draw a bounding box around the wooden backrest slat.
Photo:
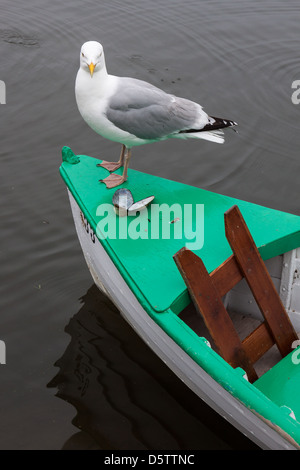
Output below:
[242,322,274,364]
[210,255,243,297]
[174,248,258,383]
[224,205,298,358]
[174,205,298,383]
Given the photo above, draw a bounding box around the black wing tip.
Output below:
[179,117,237,135]
[208,116,238,130]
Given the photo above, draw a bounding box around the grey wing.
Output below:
[106,77,209,140]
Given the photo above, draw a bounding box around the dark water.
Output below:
[1,0,300,450]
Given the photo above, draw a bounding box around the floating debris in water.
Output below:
[0,29,39,47]
[112,189,154,216]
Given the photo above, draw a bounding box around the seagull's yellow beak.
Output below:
[88,62,95,77]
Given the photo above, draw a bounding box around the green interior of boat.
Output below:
[60,147,300,447]
[255,348,300,421]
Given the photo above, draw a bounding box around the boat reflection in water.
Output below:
[48,285,256,450]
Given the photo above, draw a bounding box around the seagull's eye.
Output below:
[81,52,85,57]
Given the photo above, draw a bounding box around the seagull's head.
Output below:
[80,41,105,78]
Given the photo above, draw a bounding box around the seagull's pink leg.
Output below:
[97,144,126,172]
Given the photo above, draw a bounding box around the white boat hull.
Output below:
[68,190,299,450]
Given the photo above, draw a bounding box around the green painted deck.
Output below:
[60,147,300,315]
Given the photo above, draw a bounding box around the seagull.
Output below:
[75,41,237,189]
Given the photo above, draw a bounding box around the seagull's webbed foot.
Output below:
[96,160,123,172]
[100,173,127,189]
[99,147,131,189]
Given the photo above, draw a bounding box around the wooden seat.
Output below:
[174,205,298,383]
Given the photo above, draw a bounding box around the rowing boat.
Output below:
[60,146,300,450]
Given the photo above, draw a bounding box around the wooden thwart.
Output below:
[174,205,298,383]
